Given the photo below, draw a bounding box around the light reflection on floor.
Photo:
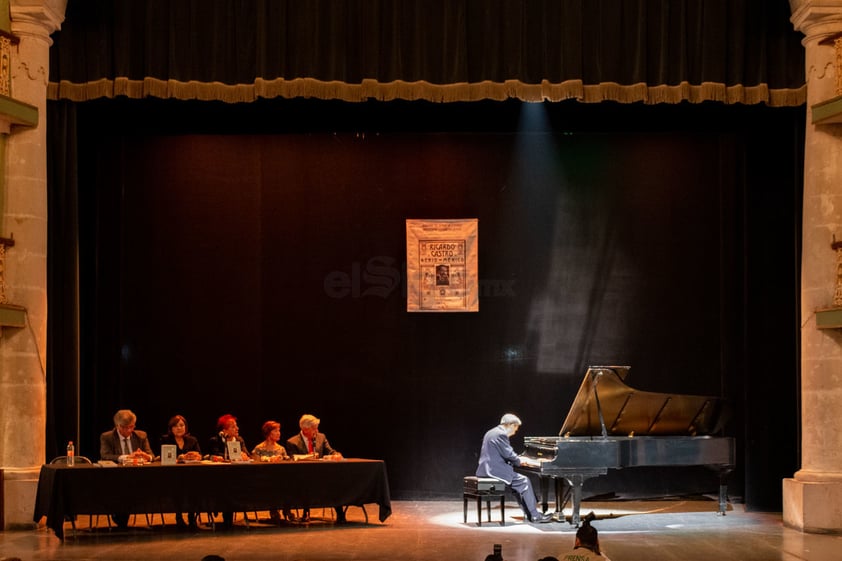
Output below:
[429,501,691,533]
[2,500,840,561]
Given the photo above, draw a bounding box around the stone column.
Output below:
[0,0,64,529]
[785,0,842,533]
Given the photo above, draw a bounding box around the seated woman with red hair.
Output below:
[204,413,250,530]
[205,413,250,462]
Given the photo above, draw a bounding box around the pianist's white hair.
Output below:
[499,413,522,426]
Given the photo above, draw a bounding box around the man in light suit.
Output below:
[476,413,552,523]
[99,409,154,528]
[286,414,344,522]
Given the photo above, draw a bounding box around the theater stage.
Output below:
[2,499,839,561]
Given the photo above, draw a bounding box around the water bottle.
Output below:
[66,441,75,466]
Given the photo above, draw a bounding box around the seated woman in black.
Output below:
[204,414,250,529]
[160,414,202,529]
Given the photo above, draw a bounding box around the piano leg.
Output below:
[554,477,569,515]
[538,476,550,513]
[717,468,733,516]
[536,476,570,519]
[566,474,585,527]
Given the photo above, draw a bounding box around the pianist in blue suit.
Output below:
[476,413,552,523]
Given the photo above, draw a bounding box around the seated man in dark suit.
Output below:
[99,409,154,463]
[476,413,552,524]
[99,409,154,527]
[286,414,342,459]
[286,414,345,522]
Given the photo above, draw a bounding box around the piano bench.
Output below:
[463,476,506,526]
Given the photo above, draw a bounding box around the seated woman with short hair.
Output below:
[160,414,202,463]
[252,420,290,524]
[251,420,289,463]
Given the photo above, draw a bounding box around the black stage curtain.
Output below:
[45,96,804,509]
[44,0,805,509]
[48,0,805,105]
[45,101,80,462]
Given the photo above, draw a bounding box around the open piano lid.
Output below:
[559,366,728,437]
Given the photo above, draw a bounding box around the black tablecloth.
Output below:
[33,459,391,539]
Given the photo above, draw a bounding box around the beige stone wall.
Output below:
[0,0,64,530]
[785,0,842,533]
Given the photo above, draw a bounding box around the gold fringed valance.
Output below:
[47,77,807,107]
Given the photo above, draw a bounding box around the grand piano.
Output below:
[518,365,735,526]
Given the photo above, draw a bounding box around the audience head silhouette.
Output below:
[574,512,601,555]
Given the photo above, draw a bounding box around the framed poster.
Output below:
[406,218,478,312]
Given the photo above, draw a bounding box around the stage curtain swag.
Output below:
[48,0,805,106]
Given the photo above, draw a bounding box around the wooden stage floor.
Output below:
[2,499,840,561]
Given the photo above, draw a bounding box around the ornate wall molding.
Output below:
[14,60,47,86]
[0,35,11,96]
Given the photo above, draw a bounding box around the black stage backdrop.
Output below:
[47,97,802,510]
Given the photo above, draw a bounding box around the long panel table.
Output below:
[33,458,391,539]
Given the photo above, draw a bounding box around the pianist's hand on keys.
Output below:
[519,455,541,468]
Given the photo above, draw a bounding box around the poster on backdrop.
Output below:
[406,219,478,312]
